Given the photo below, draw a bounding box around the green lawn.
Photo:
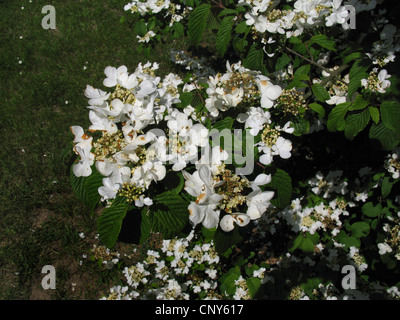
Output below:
[0,0,184,299]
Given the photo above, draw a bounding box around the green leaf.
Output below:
[98,199,130,248]
[216,16,234,57]
[361,202,382,218]
[212,116,234,131]
[344,109,371,140]
[134,20,147,37]
[369,122,400,150]
[335,231,361,249]
[292,118,310,136]
[275,53,291,71]
[214,227,242,255]
[294,64,311,77]
[140,208,151,244]
[350,95,370,110]
[343,51,363,64]
[188,4,211,47]
[235,21,249,34]
[368,106,380,124]
[312,83,330,102]
[381,100,400,133]
[309,102,325,118]
[173,22,184,38]
[382,176,394,199]
[350,221,370,238]
[269,169,292,209]
[218,8,237,17]
[310,34,336,51]
[178,92,193,109]
[243,44,264,71]
[327,102,351,132]
[220,267,240,295]
[149,191,190,238]
[247,277,262,298]
[348,60,369,98]
[70,166,104,212]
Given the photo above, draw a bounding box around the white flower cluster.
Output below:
[361,68,392,93]
[101,230,269,300]
[377,212,400,261]
[240,0,363,39]
[279,196,353,236]
[205,61,293,166]
[183,149,275,231]
[170,49,216,80]
[308,170,348,198]
[71,60,286,231]
[385,147,400,179]
[366,23,400,67]
[124,0,192,28]
[71,63,210,207]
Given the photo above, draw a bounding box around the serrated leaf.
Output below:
[292,118,310,136]
[381,100,400,133]
[178,92,193,109]
[98,200,130,248]
[350,95,369,110]
[369,122,400,150]
[70,166,104,212]
[344,109,371,140]
[188,4,211,47]
[212,116,235,132]
[214,226,242,254]
[149,191,190,238]
[218,8,237,17]
[368,107,380,124]
[275,53,291,71]
[343,51,363,64]
[294,64,311,77]
[310,34,336,51]
[243,44,264,71]
[269,169,292,209]
[312,83,330,102]
[327,102,351,132]
[348,60,369,98]
[216,16,234,57]
[309,102,325,118]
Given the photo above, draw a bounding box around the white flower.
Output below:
[88,110,118,134]
[220,213,250,232]
[238,107,271,136]
[98,177,120,201]
[272,136,292,159]
[85,85,110,106]
[70,126,94,177]
[378,242,393,255]
[184,165,223,229]
[103,65,128,87]
[246,189,274,220]
[256,76,282,109]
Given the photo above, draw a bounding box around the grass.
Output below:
[0,0,188,300]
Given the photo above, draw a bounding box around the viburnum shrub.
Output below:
[68,0,400,299]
